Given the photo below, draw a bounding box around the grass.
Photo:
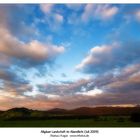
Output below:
[1,107,140,127]
[0,117,140,127]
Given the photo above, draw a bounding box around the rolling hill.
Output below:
[0,106,140,120]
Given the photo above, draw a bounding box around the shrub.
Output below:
[130,113,140,122]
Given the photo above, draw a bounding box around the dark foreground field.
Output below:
[0,107,140,127]
[0,117,140,127]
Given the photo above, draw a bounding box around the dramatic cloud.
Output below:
[39,63,140,94]
[0,5,40,41]
[0,4,65,105]
[0,68,32,97]
[0,90,139,110]
[82,4,118,22]
[0,25,65,101]
[105,65,140,93]
[0,93,61,110]
[0,27,65,68]
[0,69,27,84]
[0,63,140,110]
[38,79,91,96]
[76,44,114,73]
[1,81,32,95]
[90,63,140,94]
[0,5,65,69]
[76,42,140,74]
[76,88,103,96]
[35,63,140,107]
[0,4,140,110]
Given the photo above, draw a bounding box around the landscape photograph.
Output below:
[0,4,140,127]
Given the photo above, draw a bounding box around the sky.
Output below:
[0,4,140,110]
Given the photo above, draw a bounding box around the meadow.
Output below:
[0,107,140,127]
[0,116,140,127]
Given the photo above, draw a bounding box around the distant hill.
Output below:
[47,108,67,114]
[68,107,140,116]
[0,106,140,120]
[1,107,32,120]
[7,107,31,113]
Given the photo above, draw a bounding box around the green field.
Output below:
[0,117,140,127]
[0,107,140,127]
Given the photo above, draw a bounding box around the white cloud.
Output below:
[40,4,64,28]
[94,4,118,20]
[75,44,114,71]
[0,27,65,67]
[77,87,103,96]
[82,4,118,22]
[40,4,54,14]
[24,40,65,61]
[76,41,140,74]
[135,10,140,21]
[54,13,64,24]
[82,4,94,22]
[46,94,61,99]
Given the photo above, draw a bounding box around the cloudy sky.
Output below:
[0,4,140,110]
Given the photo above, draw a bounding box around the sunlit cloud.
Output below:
[76,87,103,96]
[40,4,54,14]
[0,4,140,110]
[82,4,118,22]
